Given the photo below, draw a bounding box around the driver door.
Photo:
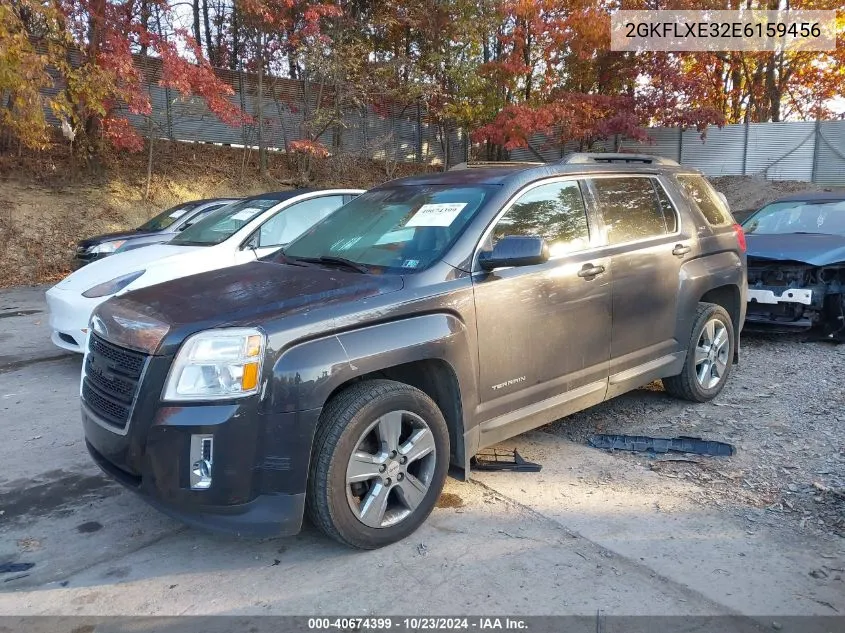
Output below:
[471,178,611,446]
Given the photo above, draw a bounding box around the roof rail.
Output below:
[449,160,544,171]
[559,153,680,166]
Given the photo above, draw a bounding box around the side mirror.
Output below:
[479,235,549,271]
[242,234,259,250]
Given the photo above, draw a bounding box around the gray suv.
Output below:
[81,154,747,549]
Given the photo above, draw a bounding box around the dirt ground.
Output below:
[1,289,844,617]
[0,142,435,288]
[711,175,845,214]
[552,332,845,544]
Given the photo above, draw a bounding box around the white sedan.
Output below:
[47,188,363,352]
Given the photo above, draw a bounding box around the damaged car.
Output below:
[742,192,845,339]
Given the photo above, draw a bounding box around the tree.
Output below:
[2,0,246,161]
[0,1,63,151]
[235,0,340,175]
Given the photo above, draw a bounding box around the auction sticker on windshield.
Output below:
[232,208,263,221]
[406,203,467,227]
[169,209,189,219]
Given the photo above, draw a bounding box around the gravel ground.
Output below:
[546,333,845,542]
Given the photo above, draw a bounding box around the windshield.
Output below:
[281,185,495,272]
[137,202,199,232]
[743,200,845,236]
[171,198,279,246]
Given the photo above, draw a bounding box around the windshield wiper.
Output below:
[290,255,370,274]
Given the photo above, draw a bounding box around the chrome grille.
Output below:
[82,334,149,430]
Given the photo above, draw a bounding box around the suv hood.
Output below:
[55,244,206,292]
[746,233,845,267]
[101,261,405,352]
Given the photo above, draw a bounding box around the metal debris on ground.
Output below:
[470,448,542,472]
[588,434,735,457]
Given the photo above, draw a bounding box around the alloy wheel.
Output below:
[694,318,730,389]
[345,410,437,528]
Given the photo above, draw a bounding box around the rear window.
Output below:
[676,175,732,226]
[137,202,198,232]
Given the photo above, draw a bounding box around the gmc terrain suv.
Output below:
[81,154,748,549]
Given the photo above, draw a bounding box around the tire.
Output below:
[663,302,735,403]
[306,379,450,549]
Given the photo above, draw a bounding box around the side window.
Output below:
[676,175,731,226]
[589,177,672,245]
[492,180,590,258]
[257,195,345,247]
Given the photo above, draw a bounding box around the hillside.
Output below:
[0,141,435,287]
[2,142,843,289]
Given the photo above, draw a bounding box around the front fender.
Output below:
[265,313,477,425]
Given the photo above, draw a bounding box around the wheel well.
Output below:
[700,285,741,333]
[326,359,465,473]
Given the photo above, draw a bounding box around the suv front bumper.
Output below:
[83,400,321,538]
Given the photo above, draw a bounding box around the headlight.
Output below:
[163,328,266,401]
[82,270,145,298]
[90,240,127,254]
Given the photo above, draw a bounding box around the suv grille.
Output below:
[82,334,149,431]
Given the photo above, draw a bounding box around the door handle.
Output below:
[577,264,606,278]
[672,244,691,256]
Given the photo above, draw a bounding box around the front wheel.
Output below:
[663,302,735,403]
[306,379,450,549]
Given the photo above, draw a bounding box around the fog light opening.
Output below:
[190,435,213,490]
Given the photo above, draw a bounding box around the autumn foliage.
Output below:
[1,0,843,165]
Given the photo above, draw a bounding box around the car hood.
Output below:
[117,234,172,252]
[78,230,157,248]
[98,261,405,353]
[745,233,845,266]
[53,244,206,292]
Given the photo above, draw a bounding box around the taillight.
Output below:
[733,223,746,253]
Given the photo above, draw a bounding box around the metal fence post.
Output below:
[464,128,470,162]
[362,105,368,155]
[677,128,683,164]
[811,120,821,183]
[416,102,423,163]
[742,121,749,176]
[164,85,174,140]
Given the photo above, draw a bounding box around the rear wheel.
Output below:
[663,302,735,402]
[306,380,450,549]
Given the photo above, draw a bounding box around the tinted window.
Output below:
[283,185,494,272]
[171,198,279,246]
[492,181,590,257]
[137,202,198,232]
[257,196,345,247]
[676,175,731,226]
[590,177,672,245]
